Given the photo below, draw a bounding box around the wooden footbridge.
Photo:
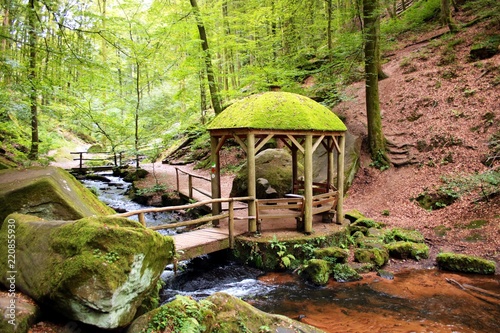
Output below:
[112,167,339,262]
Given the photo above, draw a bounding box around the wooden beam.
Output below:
[312,135,325,153]
[215,135,228,154]
[287,134,305,153]
[232,133,247,153]
[255,134,274,153]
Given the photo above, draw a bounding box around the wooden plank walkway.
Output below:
[173,226,247,261]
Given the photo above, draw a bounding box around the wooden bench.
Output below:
[255,196,305,233]
[312,191,338,222]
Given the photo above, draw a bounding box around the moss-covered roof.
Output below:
[207,92,347,132]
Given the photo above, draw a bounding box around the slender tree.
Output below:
[363,0,390,169]
[27,0,39,160]
[441,0,457,33]
[189,0,222,115]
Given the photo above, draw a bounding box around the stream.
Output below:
[84,174,500,333]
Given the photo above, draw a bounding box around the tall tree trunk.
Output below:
[363,0,390,169]
[326,0,333,62]
[134,61,141,169]
[441,0,457,32]
[189,0,222,115]
[28,0,39,160]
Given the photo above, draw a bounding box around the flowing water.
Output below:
[85,175,500,333]
[161,255,500,333]
[81,173,182,235]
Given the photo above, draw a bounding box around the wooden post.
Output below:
[247,133,257,233]
[79,152,83,171]
[304,135,313,233]
[291,145,298,194]
[210,136,221,226]
[228,200,234,249]
[336,134,345,224]
[328,137,334,190]
[138,212,146,226]
[188,174,193,199]
[175,168,180,192]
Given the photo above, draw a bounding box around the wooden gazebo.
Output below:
[207,91,347,234]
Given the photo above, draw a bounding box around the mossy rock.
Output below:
[0,166,115,222]
[350,262,375,274]
[0,214,174,329]
[384,228,425,244]
[331,263,362,282]
[436,252,496,275]
[351,217,379,228]
[127,293,326,333]
[230,148,301,198]
[344,209,365,223]
[303,259,331,286]
[313,247,349,264]
[469,34,500,61]
[385,241,429,260]
[354,248,389,267]
[123,168,149,182]
[355,236,385,250]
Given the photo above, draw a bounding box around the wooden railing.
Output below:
[112,196,254,249]
[70,151,125,173]
[175,167,212,200]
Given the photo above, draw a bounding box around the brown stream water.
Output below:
[251,269,500,333]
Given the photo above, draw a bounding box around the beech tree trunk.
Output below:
[363,0,390,169]
[189,0,222,115]
[28,0,39,160]
[441,0,457,33]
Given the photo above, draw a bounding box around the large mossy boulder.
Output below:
[436,252,496,275]
[231,148,301,198]
[0,214,174,329]
[385,241,429,260]
[0,166,115,222]
[128,293,326,333]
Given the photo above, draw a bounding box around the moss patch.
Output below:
[354,248,389,267]
[385,241,429,260]
[208,92,346,132]
[384,228,425,243]
[436,252,496,275]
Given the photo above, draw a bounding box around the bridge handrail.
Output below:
[111,196,254,249]
[70,151,125,171]
[175,167,212,199]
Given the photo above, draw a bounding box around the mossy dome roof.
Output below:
[207,92,347,132]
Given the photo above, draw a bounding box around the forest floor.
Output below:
[133,11,500,271]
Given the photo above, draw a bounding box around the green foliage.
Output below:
[439,169,500,202]
[135,184,167,196]
[269,235,296,269]
[382,0,441,36]
[93,249,121,263]
[331,263,362,282]
[369,150,390,171]
[141,296,215,333]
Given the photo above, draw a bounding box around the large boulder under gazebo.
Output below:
[207,91,347,234]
